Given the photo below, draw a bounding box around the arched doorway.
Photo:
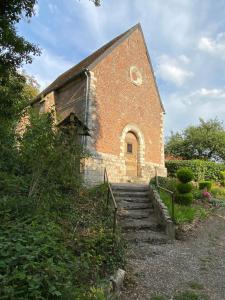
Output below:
[120,124,145,180]
[125,131,139,177]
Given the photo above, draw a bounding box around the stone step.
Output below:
[112,184,149,192]
[124,230,168,245]
[125,177,149,184]
[113,184,170,251]
[118,208,154,219]
[116,197,150,203]
[118,201,152,210]
[113,191,149,198]
[120,218,161,231]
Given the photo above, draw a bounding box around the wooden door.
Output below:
[125,132,138,177]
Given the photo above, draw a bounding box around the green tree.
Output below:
[0,0,40,121]
[22,71,40,99]
[20,111,87,202]
[0,0,40,78]
[0,1,41,176]
[90,0,101,6]
[165,119,225,162]
[0,0,99,122]
[0,72,40,174]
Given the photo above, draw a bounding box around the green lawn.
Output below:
[159,190,209,224]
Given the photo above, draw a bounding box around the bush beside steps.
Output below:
[176,168,194,206]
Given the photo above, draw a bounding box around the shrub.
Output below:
[211,186,225,199]
[220,171,225,186]
[220,171,225,178]
[175,193,193,206]
[192,188,202,200]
[176,168,193,205]
[199,181,212,191]
[159,190,197,224]
[176,182,192,193]
[166,160,225,182]
[150,176,177,192]
[177,168,194,183]
[0,217,78,299]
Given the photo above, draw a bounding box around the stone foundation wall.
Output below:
[83,151,167,186]
[149,186,175,240]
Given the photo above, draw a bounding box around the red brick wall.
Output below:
[92,28,163,164]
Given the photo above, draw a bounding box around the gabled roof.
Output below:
[34,23,165,112]
[34,24,140,101]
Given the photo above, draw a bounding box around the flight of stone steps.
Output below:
[111,183,168,246]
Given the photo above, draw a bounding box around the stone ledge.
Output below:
[104,269,125,300]
[149,186,175,240]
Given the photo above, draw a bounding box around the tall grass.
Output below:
[211,185,225,200]
[159,190,207,224]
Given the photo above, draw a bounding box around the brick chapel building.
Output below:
[31,23,167,185]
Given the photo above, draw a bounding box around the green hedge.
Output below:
[150,176,177,193]
[166,160,225,182]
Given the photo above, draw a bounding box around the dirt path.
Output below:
[121,208,225,300]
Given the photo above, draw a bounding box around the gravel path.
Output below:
[121,208,225,300]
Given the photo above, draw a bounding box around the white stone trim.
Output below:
[120,123,145,176]
[129,66,142,86]
[120,124,145,159]
[86,71,98,152]
[160,112,165,165]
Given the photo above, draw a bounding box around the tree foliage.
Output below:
[0,71,39,123]
[0,0,40,77]
[90,0,101,6]
[165,119,225,162]
[0,0,40,131]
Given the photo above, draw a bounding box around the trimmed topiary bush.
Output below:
[177,168,194,183]
[176,182,192,193]
[199,181,212,191]
[175,193,193,206]
[176,167,193,206]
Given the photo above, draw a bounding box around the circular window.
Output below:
[130,66,142,86]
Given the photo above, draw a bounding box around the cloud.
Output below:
[33,3,39,17]
[198,33,225,59]
[48,3,59,14]
[133,0,201,51]
[197,88,225,98]
[156,55,194,86]
[22,49,74,90]
[164,87,225,134]
[178,54,190,64]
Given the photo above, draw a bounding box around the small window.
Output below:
[127,143,133,153]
